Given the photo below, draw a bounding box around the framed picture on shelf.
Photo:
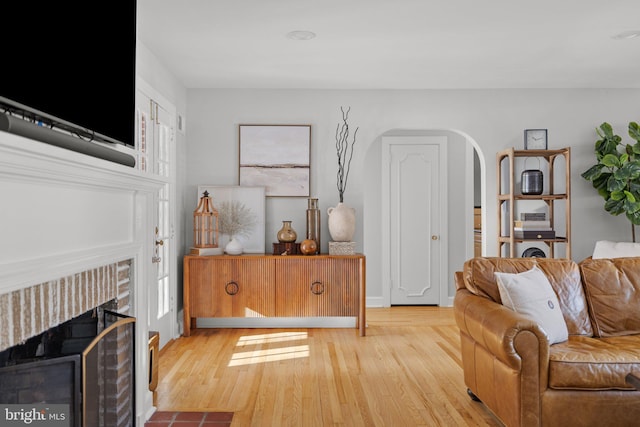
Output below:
[524,129,548,150]
[196,185,266,253]
[239,124,311,197]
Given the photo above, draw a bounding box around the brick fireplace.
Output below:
[0,131,164,424]
[0,261,131,352]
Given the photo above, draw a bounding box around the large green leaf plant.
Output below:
[581,122,640,242]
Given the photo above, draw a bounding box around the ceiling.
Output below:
[137,0,640,90]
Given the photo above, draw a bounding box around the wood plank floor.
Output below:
[155,306,503,426]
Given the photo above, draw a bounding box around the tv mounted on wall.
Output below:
[0,2,137,163]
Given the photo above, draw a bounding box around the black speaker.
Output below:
[522,247,546,258]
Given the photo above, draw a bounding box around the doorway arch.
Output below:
[362,128,486,307]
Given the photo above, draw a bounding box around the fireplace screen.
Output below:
[0,309,135,427]
[83,312,136,427]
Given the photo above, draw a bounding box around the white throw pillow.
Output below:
[494,266,569,344]
[592,240,640,259]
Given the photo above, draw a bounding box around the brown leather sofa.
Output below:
[454,257,640,427]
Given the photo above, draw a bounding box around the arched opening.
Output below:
[362,128,486,307]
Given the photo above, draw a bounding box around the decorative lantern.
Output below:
[193,191,218,248]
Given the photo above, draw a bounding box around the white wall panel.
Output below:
[0,180,133,264]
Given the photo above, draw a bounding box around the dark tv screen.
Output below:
[0,2,137,147]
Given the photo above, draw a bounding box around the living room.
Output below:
[136,0,639,307]
[1,1,640,426]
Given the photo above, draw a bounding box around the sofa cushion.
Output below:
[549,335,640,390]
[592,240,640,259]
[463,257,593,336]
[579,257,640,337]
[495,266,569,344]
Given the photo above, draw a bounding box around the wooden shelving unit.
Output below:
[496,147,571,258]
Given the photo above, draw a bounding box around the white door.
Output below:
[136,84,176,349]
[382,136,447,306]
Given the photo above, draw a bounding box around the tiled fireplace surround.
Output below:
[0,131,164,424]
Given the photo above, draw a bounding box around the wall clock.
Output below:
[524,129,548,150]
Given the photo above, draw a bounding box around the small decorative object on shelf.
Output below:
[300,239,318,255]
[218,200,257,255]
[306,198,321,254]
[521,157,543,195]
[522,247,546,258]
[524,129,548,150]
[191,191,220,256]
[328,203,356,242]
[277,220,297,243]
[514,215,554,239]
[272,242,301,255]
[329,241,356,255]
[225,238,243,255]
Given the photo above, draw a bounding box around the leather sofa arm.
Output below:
[454,270,552,427]
[454,287,551,371]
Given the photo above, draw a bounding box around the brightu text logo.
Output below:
[1,405,69,426]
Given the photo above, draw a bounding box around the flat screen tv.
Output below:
[0,2,137,148]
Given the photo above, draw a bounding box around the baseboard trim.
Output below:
[196,317,357,329]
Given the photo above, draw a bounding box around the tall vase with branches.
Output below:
[328,107,359,242]
[335,106,359,203]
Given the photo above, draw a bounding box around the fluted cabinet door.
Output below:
[186,257,274,318]
[274,258,359,317]
[228,258,275,317]
[188,257,228,318]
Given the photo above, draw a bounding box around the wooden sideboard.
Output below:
[183,254,366,336]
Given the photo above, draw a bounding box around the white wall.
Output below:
[185,88,640,304]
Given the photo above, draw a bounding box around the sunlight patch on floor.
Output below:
[229,345,310,366]
[230,331,310,366]
[236,331,308,346]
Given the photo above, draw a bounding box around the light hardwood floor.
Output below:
[155,307,502,426]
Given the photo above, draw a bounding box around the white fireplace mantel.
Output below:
[0,130,164,424]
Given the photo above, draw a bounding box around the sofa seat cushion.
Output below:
[549,335,640,390]
[462,257,593,336]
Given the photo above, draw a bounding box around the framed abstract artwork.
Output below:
[239,124,311,197]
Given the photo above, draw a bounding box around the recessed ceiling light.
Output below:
[612,30,640,40]
[286,30,316,41]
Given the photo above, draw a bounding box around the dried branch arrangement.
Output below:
[335,107,359,203]
[217,200,257,238]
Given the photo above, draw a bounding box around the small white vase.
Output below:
[327,202,356,242]
[225,237,243,255]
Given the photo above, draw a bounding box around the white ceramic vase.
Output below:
[225,237,243,255]
[327,202,356,242]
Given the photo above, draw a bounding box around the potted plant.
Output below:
[581,121,640,241]
[217,200,256,254]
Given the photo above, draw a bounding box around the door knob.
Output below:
[431,235,439,240]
